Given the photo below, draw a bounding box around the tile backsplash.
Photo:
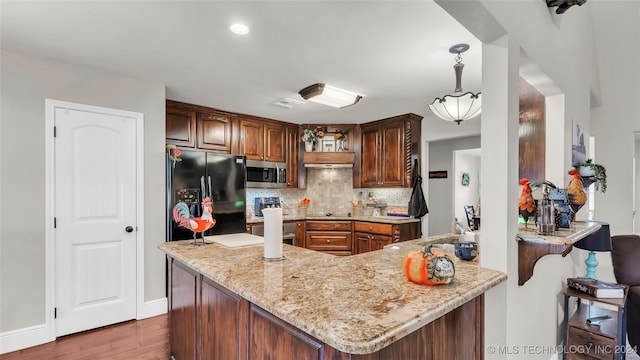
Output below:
[247,169,412,217]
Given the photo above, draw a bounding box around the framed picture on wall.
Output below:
[320,139,335,152]
[572,119,587,166]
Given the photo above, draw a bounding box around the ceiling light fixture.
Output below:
[429,43,481,125]
[298,83,362,109]
[230,23,249,35]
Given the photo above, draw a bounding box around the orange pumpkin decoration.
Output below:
[403,245,455,285]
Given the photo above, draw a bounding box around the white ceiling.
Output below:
[1,0,483,141]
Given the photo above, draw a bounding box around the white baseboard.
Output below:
[0,323,53,355]
[140,297,168,319]
[1,297,168,355]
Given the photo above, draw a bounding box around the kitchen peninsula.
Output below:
[160,235,506,359]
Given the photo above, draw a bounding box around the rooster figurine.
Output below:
[567,169,587,215]
[172,196,216,245]
[518,178,537,229]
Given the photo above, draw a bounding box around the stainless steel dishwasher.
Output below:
[251,222,297,246]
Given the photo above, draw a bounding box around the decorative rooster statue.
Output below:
[172,176,216,245]
[518,178,537,229]
[567,169,587,215]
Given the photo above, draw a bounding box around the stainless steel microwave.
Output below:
[246,160,287,188]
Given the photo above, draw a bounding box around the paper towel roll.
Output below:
[261,207,283,259]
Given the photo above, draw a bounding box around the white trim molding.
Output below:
[141,298,168,320]
[0,324,50,355]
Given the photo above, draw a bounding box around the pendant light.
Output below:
[429,44,481,125]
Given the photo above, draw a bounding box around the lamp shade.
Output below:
[298,83,362,108]
[429,91,481,124]
[574,222,612,252]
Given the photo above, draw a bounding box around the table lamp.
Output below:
[573,221,611,279]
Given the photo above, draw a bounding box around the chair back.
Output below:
[611,234,640,286]
[463,205,475,230]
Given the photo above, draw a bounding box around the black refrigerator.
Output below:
[167,149,246,241]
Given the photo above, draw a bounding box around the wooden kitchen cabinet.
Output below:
[286,125,299,187]
[238,117,286,162]
[305,220,352,255]
[359,114,422,188]
[169,259,199,360]
[353,221,420,254]
[166,106,196,148]
[197,111,232,152]
[166,100,234,153]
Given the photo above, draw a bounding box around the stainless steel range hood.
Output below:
[302,152,355,168]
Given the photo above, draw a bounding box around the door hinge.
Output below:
[54,307,57,319]
[54,217,57,228]
[53,126,57,137]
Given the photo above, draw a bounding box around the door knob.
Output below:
[125,226,134,233]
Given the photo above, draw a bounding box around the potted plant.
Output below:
[576,159,607,193]
[301,128,319,152]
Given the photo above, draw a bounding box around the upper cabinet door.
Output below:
[380,121,405,187]
[197,112,232,153]
[166,107,196,148]
[286,126,299,188]
[264,123,286,163]
[239,119,265,161]
[360,125,381,187]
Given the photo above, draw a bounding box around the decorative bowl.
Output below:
[454,240,478,261]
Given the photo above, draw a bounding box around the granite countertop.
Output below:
[159,234,506,354]
[516,221,602,245]
[246,214,421,224]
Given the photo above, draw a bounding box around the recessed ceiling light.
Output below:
[230,23,249,35]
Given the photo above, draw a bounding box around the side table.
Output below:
[563,286,629,360]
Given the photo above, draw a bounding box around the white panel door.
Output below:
[54,105,137,336]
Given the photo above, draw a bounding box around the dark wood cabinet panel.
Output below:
[380,122,404,187]
[360,125,381,187]
[358,114,422,188]
[201,277,246,360]
[197,112,232,152]
[306,231,352,251]
[265,123,286,162]
[166,107,196,148]
[295,221,306,248]
[239,119,265,161]
[305,221,352,231]
[249,305,328,360]
[286,126,299,187]
[355,232,371,254]
[170,260,199,360]
[353,221,393,235]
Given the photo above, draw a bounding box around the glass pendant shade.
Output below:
[429,91,481,125]
[429,43,481,125]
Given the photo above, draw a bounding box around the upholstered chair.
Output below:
[611,234,640,354]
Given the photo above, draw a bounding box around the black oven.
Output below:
[246,160,287,188]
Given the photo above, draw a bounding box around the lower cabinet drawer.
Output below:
[306,231,352,250]
[353,221,393,235]
[567,326,615,360]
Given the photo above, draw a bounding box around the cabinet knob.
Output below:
[297,223,301,227]
[326,240,330,244]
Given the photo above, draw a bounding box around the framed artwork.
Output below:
[572,119,587,166]
[320,139,335,152]
[461,172,470,186]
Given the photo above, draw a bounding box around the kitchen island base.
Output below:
[169,257,485,360]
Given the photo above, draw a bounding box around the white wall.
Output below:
[427,136,481,236]
[454,151,481,230]
[0,50,167,333]
[437,0,634,358]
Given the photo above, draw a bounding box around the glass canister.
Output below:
[537,185,555,235]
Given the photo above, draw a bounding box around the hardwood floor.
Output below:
[0,314,169,360]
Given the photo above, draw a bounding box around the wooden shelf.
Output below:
[516,222,602,286]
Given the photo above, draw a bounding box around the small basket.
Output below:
[352,205,364,216]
